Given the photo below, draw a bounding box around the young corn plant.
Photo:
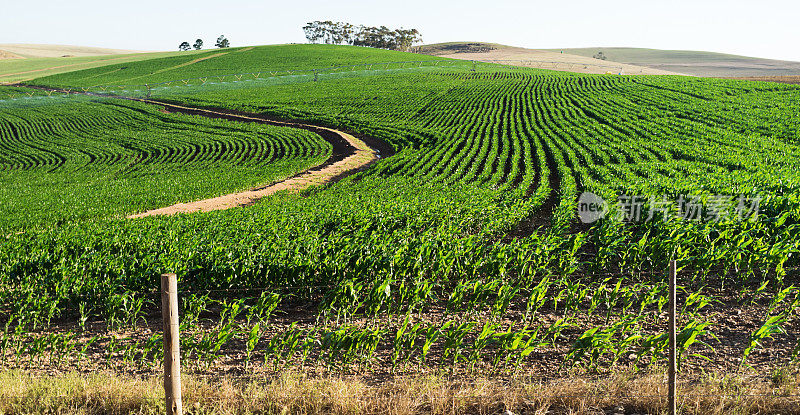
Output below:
[523,277,550,323]
[440,321,474,367]
[364,277,393,317]
[492,326,542,371]
[395,278,433,316]
[567,326,614,368]
[180,293,210,329]
[469,321,499,369]
[742,314,787,367]
[245,292,281,325]
[638,318,717,369]
[244,323,260,371]
[265,323,317,370]
[492,284,519,318]
[392,315,422,369]
[77,335,99,365]
[421,322,448,366]
[742,286,799,366]
[320,325,384,369]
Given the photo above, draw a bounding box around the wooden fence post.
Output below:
[161,273,183,415]
[668,260,677,415]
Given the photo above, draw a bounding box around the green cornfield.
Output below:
[1,45,799,387]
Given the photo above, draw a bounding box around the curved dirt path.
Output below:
[128,101,379,218]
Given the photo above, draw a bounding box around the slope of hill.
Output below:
[0,44,144,58]
[418,42,682,75]
[548,47,800,77]
[31,44,445,87]
[0,50,201,84]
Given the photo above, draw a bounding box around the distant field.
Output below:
[0,44,145,58]
[549,47,800,77]
[726,75,800,85]
[419,42,681,75]
[0,50,195,84]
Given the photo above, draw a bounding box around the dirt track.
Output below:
[128,101,380,218]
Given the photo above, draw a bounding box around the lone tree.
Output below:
[193,39,203,50]
[215,35,230,48]
[178,41,191,51]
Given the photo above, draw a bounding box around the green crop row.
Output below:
[2,45,800,375]
[0,94,330,230]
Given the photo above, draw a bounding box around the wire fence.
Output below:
[4,265,800,413]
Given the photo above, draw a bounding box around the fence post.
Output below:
[313,70,318,82]
[668,260,677,415]
[161,273,183,415]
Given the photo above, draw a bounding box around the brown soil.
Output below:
[127,101,378,218]
[418,43,683,76]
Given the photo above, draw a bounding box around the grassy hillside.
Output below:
[32,44,446,87]
[549,47,800,77]
[4,44,800,405]
[0,50,194,84]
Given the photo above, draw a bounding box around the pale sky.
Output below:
[2,0,799,61]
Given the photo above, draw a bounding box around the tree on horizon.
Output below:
[215,35,230,48]
[302,21,421,51]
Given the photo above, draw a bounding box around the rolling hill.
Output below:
[0,47,196,84]
[418,42,682,75]
[548,47,800,77]
[0,44,145,58]
[30,44,445,87]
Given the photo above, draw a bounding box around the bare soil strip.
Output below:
[127,101,379,218]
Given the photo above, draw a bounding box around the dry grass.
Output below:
[1,367,799,414]
[0,44,145,58]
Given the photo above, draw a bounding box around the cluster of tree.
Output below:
[302,21,422,51]
[178,35,229,51]
[593,51,607,60]
[179,39,203,51]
